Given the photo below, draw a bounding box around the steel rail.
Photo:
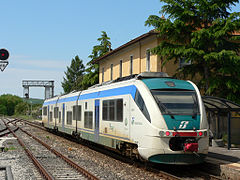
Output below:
[10,118,99,180]
[0,127,19,137]
[17,118,224,180]
[2,119,54,180]
[158,170,182,180]
[6,118,22,125]
[19,119,46,131]
[0,166,14,180]
[19,118,183,180]
[0,127,7,133]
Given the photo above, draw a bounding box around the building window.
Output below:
[179,57,191,68]
[84,111,93,129]
[110,64,113,80]
[102,67,104,82]
[146,50,150,72]
[67,111,72,125]
[130,55,133,75]
[119,60,123,78]
[102,99,123,122]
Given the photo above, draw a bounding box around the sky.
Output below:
[0,0,239,99]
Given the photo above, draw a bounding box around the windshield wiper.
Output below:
[155,98,175,119]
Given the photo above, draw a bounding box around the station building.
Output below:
[93,30,190,83]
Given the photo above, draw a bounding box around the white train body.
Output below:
[42,73,209,164]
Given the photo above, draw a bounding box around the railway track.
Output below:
[0,118,19,138]
[2,117,224,180]
[0,166,14,180]
[1,118,99,180]
[16,118,225,180]
[15,118,184,180]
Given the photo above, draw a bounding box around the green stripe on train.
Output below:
[148,154,206,164]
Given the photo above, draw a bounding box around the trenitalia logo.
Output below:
[178,121,189,129]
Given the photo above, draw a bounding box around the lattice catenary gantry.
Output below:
[22,80,54,99]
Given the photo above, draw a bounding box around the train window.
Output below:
[59,111,61,123]
[49,112,53,122]
[77,105,82,121]
[151,90,199,115]
[103,101,108,120]
[135,90,151,122]
[73,105,82,121]
[116,99,123,122]
[43,106,47,116]
[102,99,123,122]
[73,105,76,120]
[67,111,72,125]
[85,102,87,110]
[84,111,93,129]
[54,107,59,118]
[109,100,115,121]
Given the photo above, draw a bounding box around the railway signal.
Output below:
[0,49,9,60]
[0,48,9,72]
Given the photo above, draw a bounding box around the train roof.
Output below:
[43,72,195,106]
[88,72,170,89]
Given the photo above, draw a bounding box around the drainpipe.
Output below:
[227,111,231,150]
[139,41,141,73]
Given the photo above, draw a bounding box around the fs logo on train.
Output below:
[179,121,189,129]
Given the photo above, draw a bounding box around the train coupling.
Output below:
[184,139,198,152]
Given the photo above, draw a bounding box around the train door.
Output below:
[62,103,65,130]
[94,99,100,143]
[54,104,56,127]
[123,96,130,138]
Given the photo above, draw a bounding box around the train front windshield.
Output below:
[151,90,199,115]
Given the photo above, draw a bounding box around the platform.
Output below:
[205,146,240,180]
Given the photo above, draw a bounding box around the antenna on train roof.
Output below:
[136,72,169,79]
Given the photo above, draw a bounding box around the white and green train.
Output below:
[42,72,209,164]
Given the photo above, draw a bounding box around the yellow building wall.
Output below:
[99,35,168,83]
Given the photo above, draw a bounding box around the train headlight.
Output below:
[198,132,203,136]
[204,131,208,137]
[159,131,164,137]
[159,131,172,137]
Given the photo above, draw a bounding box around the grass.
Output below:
[4,147,17,151]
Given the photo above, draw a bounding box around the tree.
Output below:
[81,31,111,89]
[145,0,240,103]
[62,55,85,93]
[0,94,23,116]
[14,102,28,115]
[0,104,7,115]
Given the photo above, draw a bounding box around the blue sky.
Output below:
[0,0,239,99]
